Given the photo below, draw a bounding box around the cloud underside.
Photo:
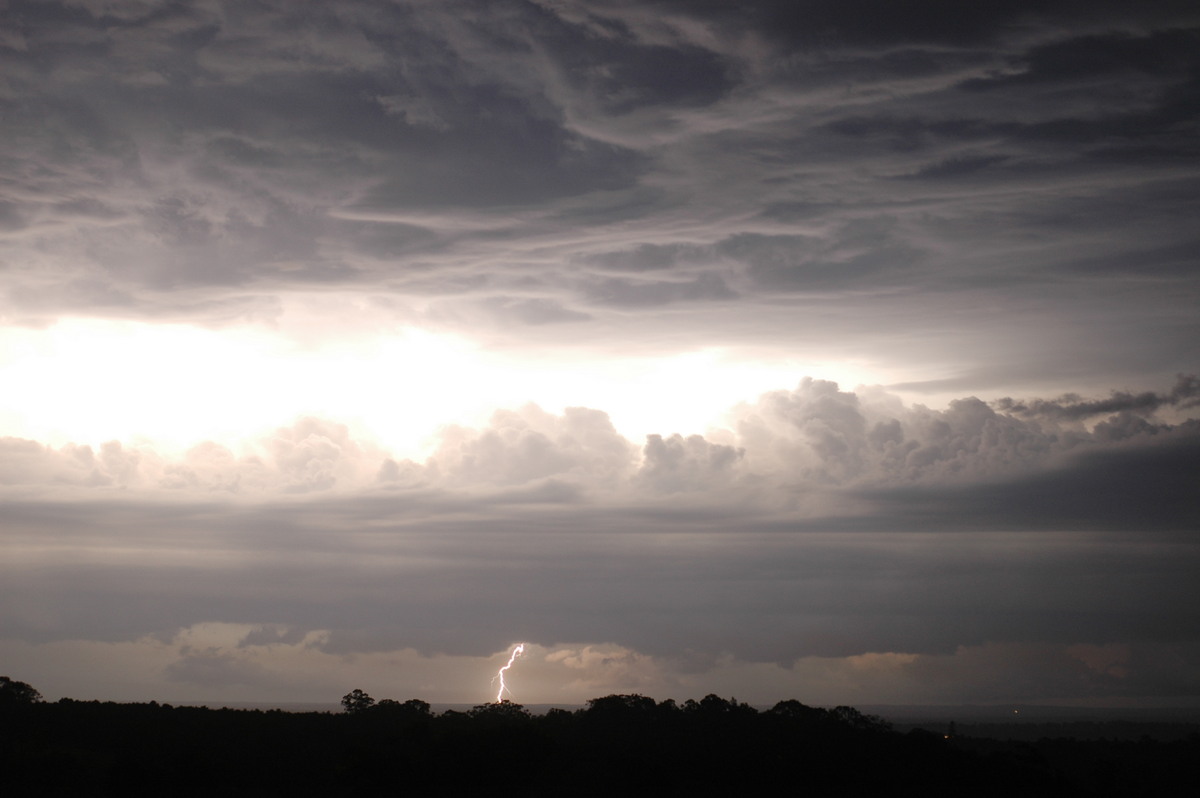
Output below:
[2,378,1198,700]
[1,1,1197,388]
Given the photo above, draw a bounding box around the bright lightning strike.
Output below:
[492,643,526,703]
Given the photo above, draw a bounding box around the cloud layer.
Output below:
[2,0,1197,391]
[2,378,1197,703]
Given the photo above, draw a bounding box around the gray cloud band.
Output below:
[2,378,1197,664]
[1,2,1196,390]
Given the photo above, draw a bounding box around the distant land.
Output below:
[7,693,1199,796]
[183,700,1200,744]
[184,701,1200,724]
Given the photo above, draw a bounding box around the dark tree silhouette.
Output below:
[467,699,530,722]
[402,698,431,714]
[830,704,891,732]
[380,698,431,715]
[767,698,823,720]
[682,693,757,719]
[340,688,375,713]
[0,688,1192,796]
[585,694,658,717]
[0,676,43,705]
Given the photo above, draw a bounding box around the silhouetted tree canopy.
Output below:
[467,699,531,721]
[585,693,658,716]
[0,676,42,705]
[340,688,374,713]
[830,704,892,733]
[1,687,1194,797]
[375,697,431,716]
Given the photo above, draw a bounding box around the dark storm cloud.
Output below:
[577,272,736,307]
[994,374,1200,419]
[718,228,924,292]
[621,0,1186,48]
[2,0,654,303]
[574,242,713,273]
[2,0,1196,374]
[522,5,738,115]
[856,422,1200,532]
[3,490,1198,665]
[901,153,1012,180]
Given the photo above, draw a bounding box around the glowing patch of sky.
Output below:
[0,318,878,457]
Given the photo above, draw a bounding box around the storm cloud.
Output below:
[3,377,1199,702]
[0,0,1194,381]
[2,1,1198,706]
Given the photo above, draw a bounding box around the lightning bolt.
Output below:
[492,643,526,703]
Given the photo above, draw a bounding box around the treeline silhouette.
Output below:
[3,680,1197,796]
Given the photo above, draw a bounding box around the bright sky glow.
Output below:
[0,317,877,458]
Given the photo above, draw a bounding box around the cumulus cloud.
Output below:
[429,404,637,489]
[731,377,1073,487]
[0,418,401,496]
[635,433,743,494]
[1,376,1196,508]
[261,417,378,493]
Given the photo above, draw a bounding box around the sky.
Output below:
[1,0,1198,709]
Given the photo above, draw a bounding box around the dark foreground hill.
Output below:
[3,693,1197,796]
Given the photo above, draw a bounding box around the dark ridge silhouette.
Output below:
[2,682,1196,796]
